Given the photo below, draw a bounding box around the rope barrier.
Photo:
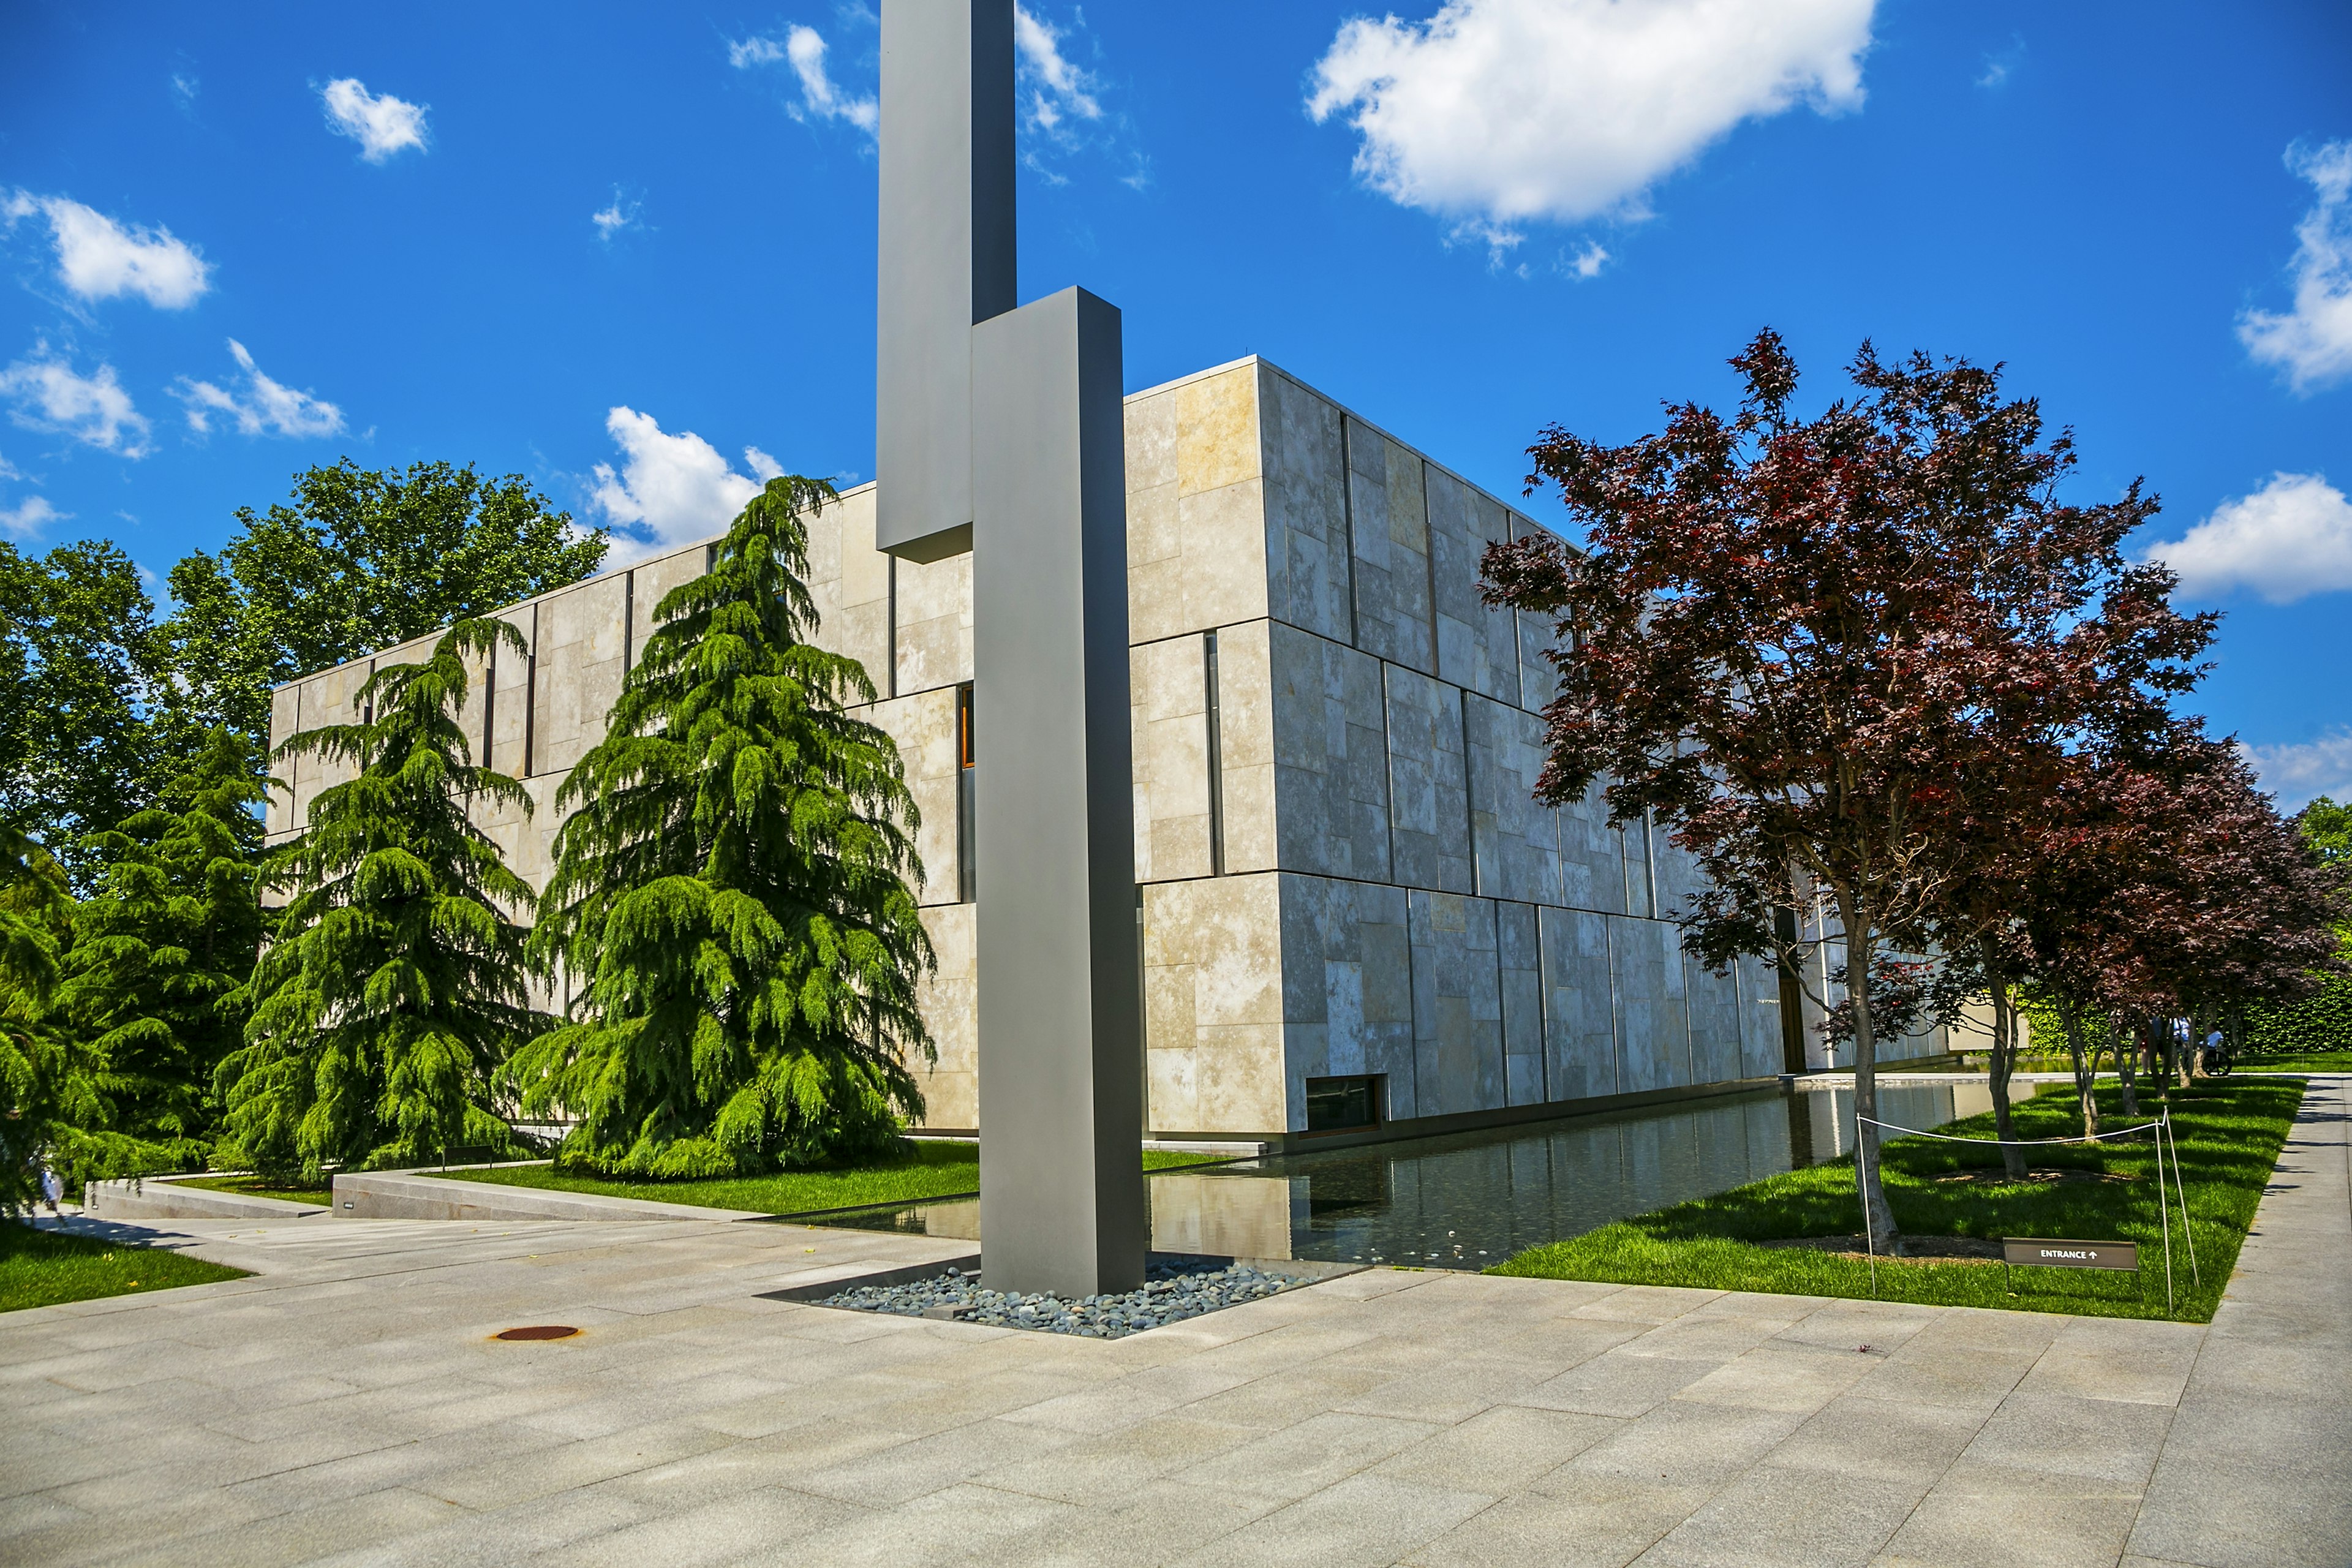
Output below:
[1855,1115,2163,1144]
[1847,1107,2193,1313]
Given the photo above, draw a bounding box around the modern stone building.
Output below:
[266,355,1941,1148]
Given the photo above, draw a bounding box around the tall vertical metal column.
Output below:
[875,1,1145,1297]
[876,0,1014,563]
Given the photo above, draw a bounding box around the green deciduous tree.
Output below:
[0,540,167,889]
[216,622,548,1179]
[56,728,268,1161]
[2245,796,2352,1055]
[161,459,608,745]
[504,475,933,1178]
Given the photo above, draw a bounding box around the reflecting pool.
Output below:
[810,1079,2032,1270]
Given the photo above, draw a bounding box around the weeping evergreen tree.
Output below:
[57,728,266,1169]
[0,826,74,1212]
[216,620,547,1179]
[505,475,933,1177]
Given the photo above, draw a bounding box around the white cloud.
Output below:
[2,190,211,309]
[2239,140,2352,394]
[171,72,199,110]
[0,348,151,456]
[1015,4,1102,130]
[728,36,785,69]
[1567,242,1608,280]
[2144,472,2352,603]
[2242,731,2352,812]
[590,407,774,563]
[592,189,643,241]
[778,26,878,135]
[319,78,429,162]
[174,340,345,439]
[1306,0,1875,249]
[0,494,64,539]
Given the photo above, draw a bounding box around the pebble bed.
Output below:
[819,1261,1295,1338]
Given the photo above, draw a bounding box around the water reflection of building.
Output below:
[267,361,1946,1150]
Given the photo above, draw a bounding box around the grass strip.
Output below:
[1491,1078,2302,1322]
[1,1225,249,1314]
[175,1176,334,1207]
[2233,1052,2352,1074]
[432,1143,1232,1215]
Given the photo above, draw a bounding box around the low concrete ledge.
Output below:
[332,1169,770,1223]
[83,1177,327,1221]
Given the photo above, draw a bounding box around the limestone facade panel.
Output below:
[1129,634,1215,884]
[1464,693,1561,907]
[1343,420,1436,676]
[1424,466,1519,706]
[1406,890,1504,1119]
[1208,619,1277,875]
[1382,665,1472,895]
[1497,900,1545,1107]
[1267,623,1390,883]
[1538,907,1618,1101]
[863,688,962,908]
[1257,365,1352,644]
[1141,873,1287,1136]
[1270,873,1415,1122]
[911,902,977,1131]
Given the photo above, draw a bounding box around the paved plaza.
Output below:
[3,1077,2346,1568]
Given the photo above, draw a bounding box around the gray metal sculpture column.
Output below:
[875,0,1146,1298]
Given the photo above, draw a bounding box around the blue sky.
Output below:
[2,1,2348,801]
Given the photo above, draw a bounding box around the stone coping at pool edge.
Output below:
[332,1167,774,1223]
[82,1174,330,1222]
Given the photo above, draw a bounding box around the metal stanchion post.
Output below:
[2155,1114,2174,1315]
[2167,1114,2198,1289]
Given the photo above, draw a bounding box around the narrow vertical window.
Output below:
[957,681,977,902]
[1461,693,1481,897]
[1774,908,1808,1075]
[1338,420,1361,648]
[621,570,635,673]
[1204,630,1225,876]
[481,626,498,764]
[522,603,540,778]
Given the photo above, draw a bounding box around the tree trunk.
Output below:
[1839,892,1902,1254]
[2173,1011,2194,1089]
[2063,997,2101,1140]
[2116,1016,2141,1119]
[1986,971,2027,1180]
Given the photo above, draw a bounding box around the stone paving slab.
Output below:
[3,1079,2346,1567]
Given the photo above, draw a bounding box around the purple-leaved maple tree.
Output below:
[1482,330,2188,1249]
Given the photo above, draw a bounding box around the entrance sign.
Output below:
[2002,1238,2139,1271]
[875,0,1147,1297]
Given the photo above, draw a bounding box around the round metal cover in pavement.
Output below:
[492,1325,580,1341]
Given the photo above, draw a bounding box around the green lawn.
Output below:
[2236,1052,2352,1074]
[1493,1078,2302,1322]
[176,1175,334,1207]
[1,1224,249,1313]
[433,1143,1234,1215]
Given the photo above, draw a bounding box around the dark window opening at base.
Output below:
[1305,1074,1384,1134]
